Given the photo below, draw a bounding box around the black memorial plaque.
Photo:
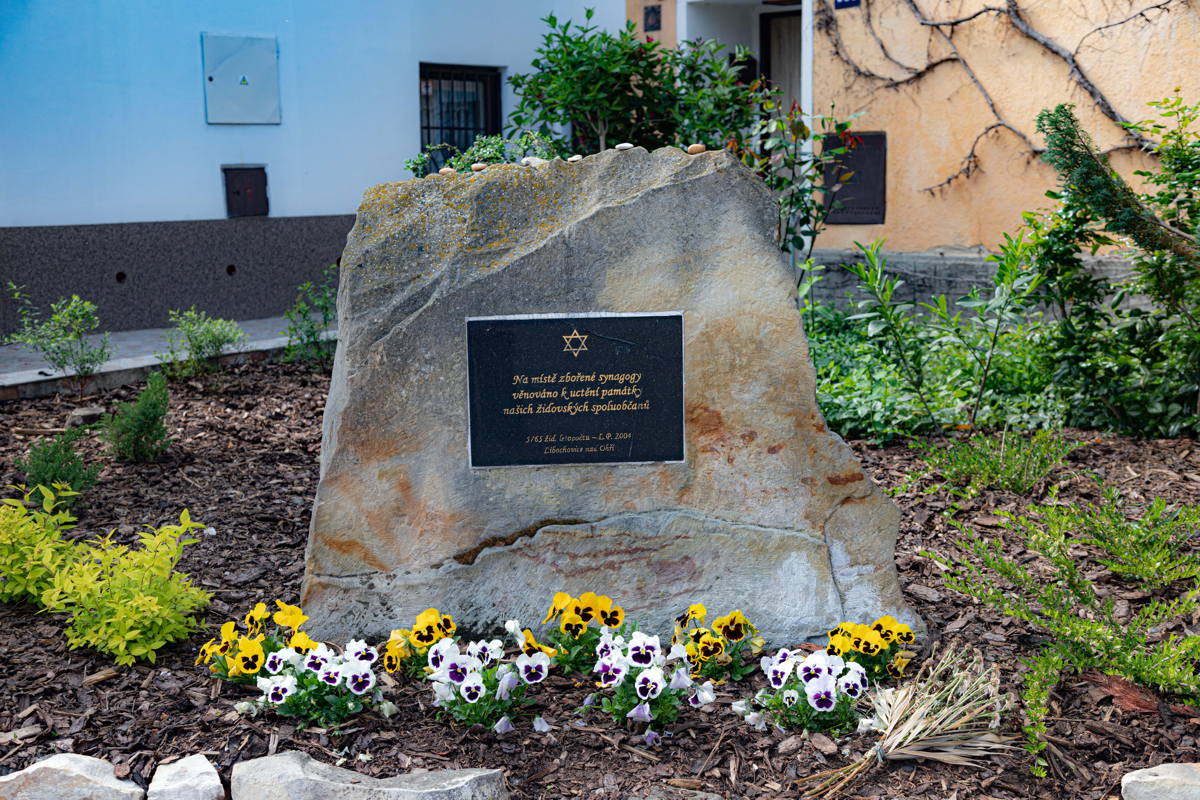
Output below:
[466,313,684,467]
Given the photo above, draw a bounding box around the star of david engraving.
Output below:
[562,328,588,357]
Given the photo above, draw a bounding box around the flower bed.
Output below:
[1,363,1199,798]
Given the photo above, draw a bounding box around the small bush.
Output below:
[916,429,1081,495]
[14,428,100,507]
[100,372,170,462]
[158,307,245,378]
[926,491,1200,775]
[284,265,337,367]
[5,284,111,394]
[40,509,211,665]
[0,486,81,604]
[406,131,564,175]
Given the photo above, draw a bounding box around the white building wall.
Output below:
[0,0,624,228]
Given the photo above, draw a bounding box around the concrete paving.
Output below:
[0,315,335,399]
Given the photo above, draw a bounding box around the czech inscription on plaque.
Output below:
[466,312,684,467]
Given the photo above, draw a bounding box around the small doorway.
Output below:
[760,11,804,112]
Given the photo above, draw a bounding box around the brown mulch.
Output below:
[1,361,1198,799]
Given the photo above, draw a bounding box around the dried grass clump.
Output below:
[798,642,1014,798]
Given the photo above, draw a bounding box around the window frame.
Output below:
[418,63,503,171]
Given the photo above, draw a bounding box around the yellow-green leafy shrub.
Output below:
[40,510,211,665]
[0,486,81,604]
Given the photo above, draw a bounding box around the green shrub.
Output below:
[808,302,1064,443]
[507,9,770,154]
[283,265,338,367]
[5,284,111,394]
[0,486,81,604]
[157,307,245,378]
[1036,97,1200,434]
[14,429,100,508]
[926,491,1200,775]
[40,509,211,666]
[100,372,170,462]
[406,131,564,175]
[916,430,1081,496]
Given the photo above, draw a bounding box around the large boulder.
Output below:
[301,146,917,643]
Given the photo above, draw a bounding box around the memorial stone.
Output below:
[301,146,918,643]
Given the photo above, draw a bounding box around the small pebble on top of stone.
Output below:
[567,154,583,162]
[614,142,634,151]
[438,167,455,176]
[687,143,707,155]
[470,162,488,172]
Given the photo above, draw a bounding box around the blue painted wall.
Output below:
[0,1,624,227]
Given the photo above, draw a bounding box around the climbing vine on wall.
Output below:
[816,0,1188,191]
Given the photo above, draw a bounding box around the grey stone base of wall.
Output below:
[808,246,1138,310]
[0,214,355,336]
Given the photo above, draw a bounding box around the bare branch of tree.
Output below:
[905,5,1005,27]
[1073,0,1177,59]
[921,123,1042,192]
[863,1,920,74]
[881,56,957,88]
[1002,0,1155,148]
[815,0,1185,190]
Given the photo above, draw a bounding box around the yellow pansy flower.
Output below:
[410,608,443,647]
[560,612,587,639]
[853,627,885,656]
[571,592,601,624]
[273,600,308,633]
[214,621,238,657]
[542,592,573,624]
[676,604,707,627]
[234,636,265,674]
[244,602,269,636]
[888,655,912,679]
[521,628,558,658]
[826,634,851,657]
[827,622,851,639]
[894,623,915,645]
[195,639,217,666]
[598,604,624,628]
[697,632,725,661]
[289,631,318,654]
[713,610,755,643]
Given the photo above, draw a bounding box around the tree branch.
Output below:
[881,56,957,89]
[863,0,920,75]
[1002,0,1155,149]
[1073,0,1177,60]
[816,0,1185,191]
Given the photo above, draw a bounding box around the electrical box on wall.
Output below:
[201,33,281,124]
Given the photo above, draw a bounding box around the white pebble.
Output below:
[614,142,634,151]
[567,154,583,163]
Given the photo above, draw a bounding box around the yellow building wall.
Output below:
[627,0,678,48]
[812,0,1200,251]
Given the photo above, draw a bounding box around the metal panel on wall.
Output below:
[823,132,886,225]
[201,33,281,124]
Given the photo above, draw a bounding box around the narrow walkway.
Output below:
[0,316,335,399]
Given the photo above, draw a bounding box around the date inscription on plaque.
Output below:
[466,312,684,467]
